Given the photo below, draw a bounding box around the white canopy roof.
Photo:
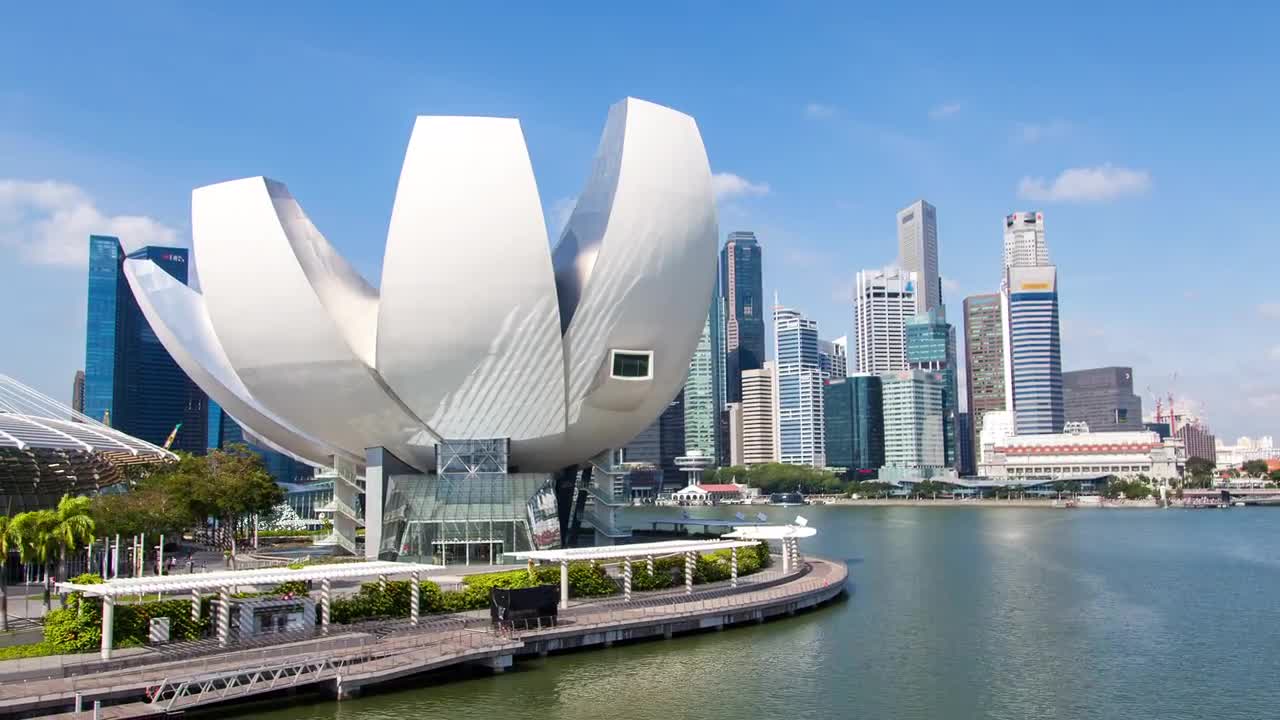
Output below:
[724,525,818,540]
[509,538,759,563]
[57,560,443,597]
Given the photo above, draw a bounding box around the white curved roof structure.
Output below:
[129,97,718,473]
[0,374,176,512]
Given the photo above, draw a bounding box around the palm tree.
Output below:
[10,510,60,614]
[51,495,95,582]
[0,515,12,632]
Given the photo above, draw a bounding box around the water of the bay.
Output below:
[222,505,1280,720]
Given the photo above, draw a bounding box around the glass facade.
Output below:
[906,309,958,468]
[684,310,718,460]
[84,235,207,453]
[774,306,824,466]
[823,375,884,476]
[379,438,560,565]
[206,400,314,485]
[963,294,1006,464]
[1006,269,1065,435]
[721,231,765,404]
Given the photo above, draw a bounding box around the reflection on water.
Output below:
[224,506,1280,720]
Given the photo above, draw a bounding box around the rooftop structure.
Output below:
[978,426,1185,481]
[0,374,177,512]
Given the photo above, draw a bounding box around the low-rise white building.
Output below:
[1215,435,1278,469]
[979,425,1185,481]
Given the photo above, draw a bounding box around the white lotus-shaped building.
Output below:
[124,98,718,557]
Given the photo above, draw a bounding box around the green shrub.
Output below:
[271,580,310,597]
[0,642,59,660]
[44,577,214,653]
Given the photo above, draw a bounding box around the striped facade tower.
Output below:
[1003,265,1064,434]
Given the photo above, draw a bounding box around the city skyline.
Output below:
[1,4,1277,440]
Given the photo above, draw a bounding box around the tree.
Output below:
[186,445,284,556]
[9,510,59,613]
[50,495,95,582]
[1270,469,1280,484]
[1242,460,1269,477]
[0,515,12,631]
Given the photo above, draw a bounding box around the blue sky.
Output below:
[1,2,1277,439]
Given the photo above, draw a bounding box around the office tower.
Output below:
[71,370,85,415]
[726,402,744,466]
[1003,211,1049,271]
[956,412,975,476]
[741,363,776,465]
[721,231,765,404]
[84,235,207,452]
[880,369,945,470]
[818,337,848,379]
[963,293,1006,463]
[622,389,686,487]
[684,311,718,459]
[823,374,884,475]
[1144,422,1172,440]
[906,309,958,468]
[855,267,917,374]
[1063,367,1144,432]
[1003,265,1064,435]
[773,305,824,467]
[897,200,940,315]
[711,281,727,463]
[1177,422,1217,463]
[207,401,313,484]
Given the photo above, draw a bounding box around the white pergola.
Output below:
[723,524,817,575]
[57,560,442,660]
[510,538,762,608]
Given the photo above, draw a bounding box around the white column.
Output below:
[684,552,694,595]
[731,546,739,588]
[559,560,569,609]
[320,578,331,634]
[379,574,387,592]
[190,588,201,623]
[781,540,791,574]
[410,571,420,626]
[100,596,115,660]
[158,534,165,578]
[111,535,119,579]
[623,557,632,602]
[217,586,231,647]
[646,554,654,575]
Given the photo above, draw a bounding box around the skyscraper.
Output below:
[906,309,958,468]
[1063,367,1144,433]
[956,412,975,476]
[897,200,940,315]
[773,305,824,466]
[823,374,884,476]
[963,293,1006,462]
[1177,422,1217,463]
[84,235,207,453]
[721,231,765,404]
[1003,211,1049,271]
[684,311,718,458]
[711,278,727,464]
[71,370,85,415]
[622,389,686,487]
[880,369,945,470]
[818,337,848,379]
[207,401,313,484]
[740,363,776,465]
[1004,265,1065,435]
[855,267,917,374]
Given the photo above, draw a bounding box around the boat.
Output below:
[769,491,807,507]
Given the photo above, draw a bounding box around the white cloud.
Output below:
[1014,120,1071,144]
[1258,302,1280,320]
[1017,164,1152,203]
[0,179,179,266]
[712,172,770,200]
[929,102,962,119]
[548,195,576,239]
[804,103,836,119]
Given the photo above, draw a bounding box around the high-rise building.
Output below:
[726,402,744,466]
[84,235,207,453]
[773,305,824,467]
[818,337,848,379]
[1003,265,1065,435]
[711,280,727,464]
[721,231,765,404]
[684,311,718,459]
[741,363,776,465]
[207,401,313,484]
[71,370,85,415]
[622,389,686,487]
[906,309,958,468]
[956,412,975,476]
[880,369,945,471]
[1063,367,1143,433]
[1177,422,1217,463]
[963,293,1006,463]
[897,200,940,315]
[1003,211,1049,271]
[823,374,884,476]
[855,267,917,374]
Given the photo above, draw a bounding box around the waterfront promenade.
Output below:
[0,556,846,719]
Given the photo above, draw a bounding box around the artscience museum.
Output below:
[124,98,719,562]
